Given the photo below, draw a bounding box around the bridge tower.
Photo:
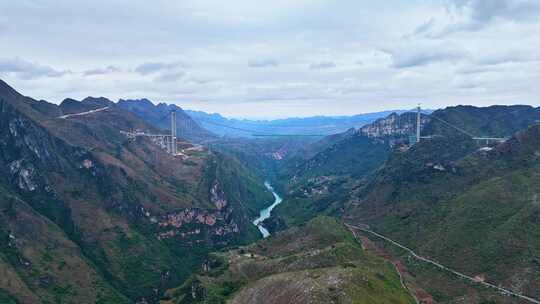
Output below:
[416,105,421,144]
[171,110,177,155]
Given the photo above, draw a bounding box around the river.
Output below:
[252,182,283,238]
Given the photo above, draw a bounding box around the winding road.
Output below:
[58,106,109,119]
[345,223,540,304]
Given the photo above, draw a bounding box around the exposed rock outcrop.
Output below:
[359,112,430,146]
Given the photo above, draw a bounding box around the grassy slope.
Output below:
[0,185,129,304]
[346,125,540,301]
[162,217,415,304]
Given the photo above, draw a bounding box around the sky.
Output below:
[1,0,540,119]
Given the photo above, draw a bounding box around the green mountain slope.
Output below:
[270,105,540,230]
[162,217,416,304]
[0,185,130,304]
[345,123,540,302]
[0,79,272,303]
[423,105,540,138]
[265,112,423,231]
[253,105,540,303]
[267,132,390,229]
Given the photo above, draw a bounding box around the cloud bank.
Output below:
[0,0,539,118]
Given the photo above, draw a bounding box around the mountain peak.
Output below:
[60,98,80,105]
[156,102,183,111]
[59,96,112,115]
[82,96,114,107]
[118,98,154,107]
[0,78,23,100]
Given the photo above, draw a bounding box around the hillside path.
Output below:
[58,106,109,119]
[345,223,540,304]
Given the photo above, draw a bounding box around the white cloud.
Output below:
[83,65,120,76]
[386,43,468,69]
[412,18,436,36]
[248,59,279,68]
[448,0,540,23]
[0,1,539,118]
[154,71,186,82]
[309,61,336,70]
[0,57,69,79]
[134,62,185,75]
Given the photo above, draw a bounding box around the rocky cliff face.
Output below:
[0,92,132,303]
[156,181,241,243]
[359,112,430,145]
[0,79,270,303]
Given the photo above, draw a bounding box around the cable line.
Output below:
[194,117,327,137]
[428,114,477,138]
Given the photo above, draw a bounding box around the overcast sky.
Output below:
[1,0,540,118]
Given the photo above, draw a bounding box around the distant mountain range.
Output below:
[185,109,433,138]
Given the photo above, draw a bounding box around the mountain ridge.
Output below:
[0,79,273,303]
